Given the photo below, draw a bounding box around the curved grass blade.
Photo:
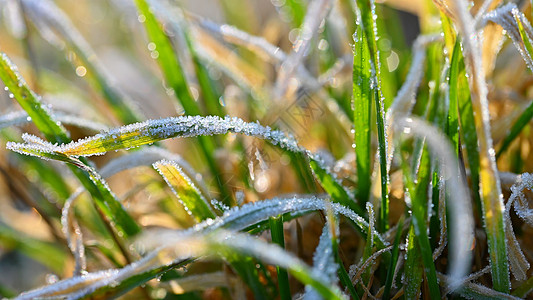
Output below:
[0,53,140,240]
[8,115,363,225]
[134,0,231,205]
[353,21,372,206]
[153,160,215,222]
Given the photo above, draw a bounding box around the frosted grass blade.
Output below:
[81,259,192,299]
[9,115,363,223]
[353,21,372,206]
[153,160,215,222]
[395,116,474,288]
[355,0,390,232]
[304,218,338,299]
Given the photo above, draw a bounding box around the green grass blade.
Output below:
[353,22,372,206]
[454,1,510,291]
[453,43,482,217]
[496,103,533,159]
[355,0,390,232]
[447,42,461,155]
[269,216,291,300]
[410,150,441,299]
[401,145,441,299]
[154,160,215,222]
[134,0,232,204]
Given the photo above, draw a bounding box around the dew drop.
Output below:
[75,66,87,77]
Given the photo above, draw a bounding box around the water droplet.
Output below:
[75,66,87,77]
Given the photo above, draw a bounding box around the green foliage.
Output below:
[1,0,533,299]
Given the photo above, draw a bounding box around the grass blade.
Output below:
[9,115,364,225]
[355,0,390,232]
[353,20,372,206]
[404,227,423,299]
[154,160,215,222]
[400,144,440,299]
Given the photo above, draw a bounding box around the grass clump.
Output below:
[1,0,533,299]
